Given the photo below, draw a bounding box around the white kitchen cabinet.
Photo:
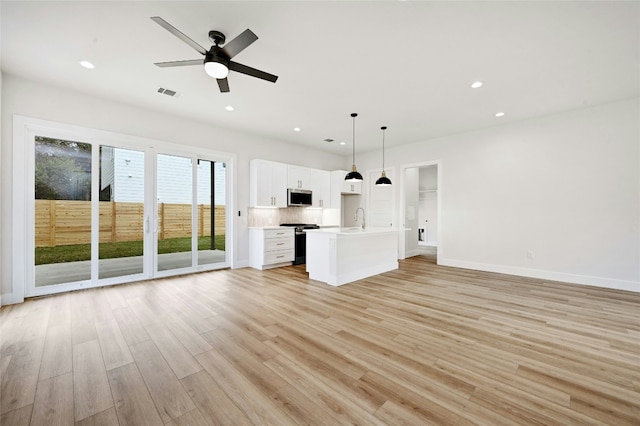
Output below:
[249,227,295,269]
[310,168,331,208]
[331,169,362,195]
[250,159,287,207]
[287,165,311,189]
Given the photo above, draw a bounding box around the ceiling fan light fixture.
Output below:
[204,59,229,79]
[345,113,363,182]
[375,126,392,186]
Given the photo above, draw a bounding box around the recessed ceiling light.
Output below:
[471,81,483,89]
[225,105,234,111]
[495,112,505,117]
[293,127,301,132]
[339,141,346,145]
[79,60,95,69]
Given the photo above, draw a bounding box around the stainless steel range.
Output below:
[280,223,320,265]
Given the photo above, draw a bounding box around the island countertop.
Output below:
[305,227,403,236]
[306,227,400,286]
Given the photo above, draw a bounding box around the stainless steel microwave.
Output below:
[287,188,312,207]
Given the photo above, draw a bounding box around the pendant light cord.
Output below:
[351,113,357,165]
[382,127,385,171]
[381,126,387,172]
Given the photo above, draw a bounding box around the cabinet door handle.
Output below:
[276,242,284,245]
[276,255,284,259]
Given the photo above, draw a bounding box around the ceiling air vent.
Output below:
[157,87,180,98]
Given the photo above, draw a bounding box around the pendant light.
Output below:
[345,113,363,181]
[375,126,392,186]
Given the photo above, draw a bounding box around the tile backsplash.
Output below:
[248,207,324,227]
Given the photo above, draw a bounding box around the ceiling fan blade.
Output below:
[221,29,258,59]
[150,16,207,56]
[229,61,278,83]
[217,78,230,93]
[154,59,203,68]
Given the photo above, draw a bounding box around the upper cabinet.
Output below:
[288,165,331,208]
[250,159,287,207]
[309,169,331,208]
[287,165,311,189]
[332,170,362,195]
[330,170,362,211]
[250,160,335,209]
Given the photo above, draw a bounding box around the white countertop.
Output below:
[305,227,403,236]
[248,226,289,230]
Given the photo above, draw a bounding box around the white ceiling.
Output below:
[2,1,639,154]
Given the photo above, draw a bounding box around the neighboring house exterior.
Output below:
[100,147,226,204]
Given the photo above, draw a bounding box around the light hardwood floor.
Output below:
[1,254,639,425]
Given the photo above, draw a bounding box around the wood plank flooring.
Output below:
[1,254,639,425]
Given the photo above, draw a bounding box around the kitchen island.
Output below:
[305,227,400,286]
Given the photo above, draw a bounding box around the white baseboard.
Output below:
[233,260,250,269]
[405,249,422,258]
[438,258,640,293]
[0,292,24,306]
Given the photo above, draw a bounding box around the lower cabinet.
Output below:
[249,228,295,270]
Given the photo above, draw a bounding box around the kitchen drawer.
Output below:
[264,249,294,265]
[264,228,293,239]
[265,238,294,251]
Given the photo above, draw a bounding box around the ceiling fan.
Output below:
[151,16,278,93]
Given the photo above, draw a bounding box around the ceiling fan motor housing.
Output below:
[207,44,230,62]
[208,30,225,46]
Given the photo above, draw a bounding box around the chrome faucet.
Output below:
[355,207,366,230]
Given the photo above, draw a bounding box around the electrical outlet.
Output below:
[527,250,534,260]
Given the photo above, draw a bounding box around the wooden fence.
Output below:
[35,200,225,247]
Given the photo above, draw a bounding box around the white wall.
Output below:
[2,73,638,298]
[359,98,640,291]
[1,73,345,300]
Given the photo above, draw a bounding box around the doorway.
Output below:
[401,161,441,262]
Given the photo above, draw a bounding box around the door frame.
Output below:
[12,115,236,302]
[398,160,442,261]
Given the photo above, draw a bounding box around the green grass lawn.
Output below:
[35,235,225,265]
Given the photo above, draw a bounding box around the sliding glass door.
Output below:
[34,137,93,287]
[156,154,193,272]
[98,146,146,279]
[21,118,231,298]
[197,159,226,266]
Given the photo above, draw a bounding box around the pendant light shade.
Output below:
[345,113,363,182]
[375,126,392,186]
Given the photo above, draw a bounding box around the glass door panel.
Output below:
[197,160,227,266]
[157,154,193,271]
[98,146,146,279]
[34,136,92,287]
